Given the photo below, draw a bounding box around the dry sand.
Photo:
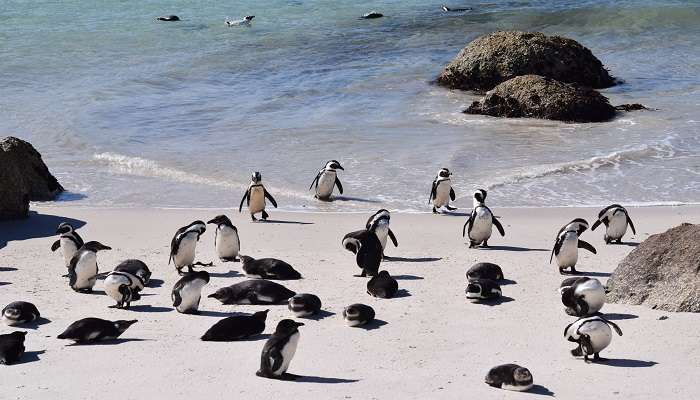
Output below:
[1,205,699,399]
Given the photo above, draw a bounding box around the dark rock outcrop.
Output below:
[437,31,615,91]
[607,223,700,313]
[464,75,616,122]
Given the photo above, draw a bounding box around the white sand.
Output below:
[1,205,699,399]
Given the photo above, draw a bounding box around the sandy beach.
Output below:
[1,205,699,399]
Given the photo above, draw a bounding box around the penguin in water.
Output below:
[288,294,322,317]
[51,222,84,269]
[2,301,40,326]
[560,277,606,317]
[58,318,137,343]
[309,160,344,201]
[564,316,623,363]
[367,270,399,298]
[0,331,26,365]
[169,220,210,275]
[201,310,269,341]
[591,204,637,244]
[239,172,278,222]
[343,303,375,327]
[441,5,472,12]
[68,241,111,293]
[156,15,180,21]
[485,364,534,392]
[361,11,383,19]
[550,219,597,274]
[429,168,457,213]
[226,16,254,26]
[208,280,296,305]
[113,259,152,286]
[462,189,505,248]
[256,319,304,380]
[103,271,145,309]
[172,271,210,314]
[341,228,383,277]
[207,215,240,262]
[241,256,302,280]
[365,209,398,256]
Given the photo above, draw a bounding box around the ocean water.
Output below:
[2,0,699,212]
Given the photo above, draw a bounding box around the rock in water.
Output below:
[437,31,615,91]
[465,75,616,123]
[607,223,700,312]
[0,136,63,219]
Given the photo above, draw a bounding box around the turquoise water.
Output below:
[2,1,699,211]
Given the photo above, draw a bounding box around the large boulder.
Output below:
[0,136,63,219]
[464,75,616,122]
[437,31,615,91]
[607,223,700,313]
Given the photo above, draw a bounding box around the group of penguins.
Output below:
[1,161,638,390]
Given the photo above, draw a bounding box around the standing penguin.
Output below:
[564,316,623,362]
[256,319,304,380]
[429,168,457,213]
[207,215,240,262]
[103,271,145,309]
[169,220,208,275]
[591,204,637,244]
[341,229,383,277]
[365,209,398,256]
[462,189,505,248]
[51,222,84,268]
[172,271,210,314]
[560,277,606,317]
[68,241,111,293]
[239,172,278,221]
[309,160,344,200]
[550,219,597,274]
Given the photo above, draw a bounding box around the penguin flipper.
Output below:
[73,231,84,248]
[550,238,562,264]
[239,190,249,212]
[600,317,623,336]
[51,240,61,252]
[492,217,505,236]
[462,216,472,237]
[578,240,597,254]
[625,212,637,235]
[388,229,398,247]
[335,177,343,195]
[308,172,321,191]
[591,218,602,231]
[264,189,278,208]
[449,187,456,201]
[428,181,436,204]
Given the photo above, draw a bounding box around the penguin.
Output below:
[207,215,240,262]
[51,222,84,268]
[361,11,383,19]
[365,209,398,255]
[341,229,383,277]
[441,5,472,12]
[241,256,302,280]
[226,15,254,26]
[57,318,138,343]
[343,303,375,327]
[2,301,40,326]
[288,294,322,317]
[0,331,26,365]
[113,259,152,286]
[550,218,597,274]
[201,310,269,341]
[485,364,534,392]
[239,172,278,222]
[462,189,505,248]
[466,278,502,302]
[169,220,208,275]
[103,271,145,309]
[156,15,180,21]
[256,319,304,380]
[208,280,296,305]
[309,160,344,200]
[172,271,210,314]
[68,241,111,293]
[591,204,637,244]
[564,316,623,362]
[429,168,457,213]
[466,262,504,281]
[367,270,399,299]
[560,277,606,317]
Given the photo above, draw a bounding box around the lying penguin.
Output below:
[58,318,137,344]
[226,16,254,27]
[485,364,533,392]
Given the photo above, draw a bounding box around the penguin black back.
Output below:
[201,310,269,341]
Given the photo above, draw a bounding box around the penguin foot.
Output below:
[432,207,438,214]
[571,347,583,357]
[261,210,269,220]
[251,215,258,222]
[592,354,607,362]
[481,241,490,248]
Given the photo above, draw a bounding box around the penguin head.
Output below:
[275,319,304,334]
[326,160,344,171]
[244,15,255,21]
[82,241,112,252]
[114,320,138,333]
[56,222,75,235]
[473,189,487,204]
[377,270,391,278]
[253,309,270,321]
[513,367,533,384]
[190,270,211,283]
[3,307,21,320]
[373,209,391,221]
[438,168,451,178]
[185,220,207,236]
[207,287,230,302]
[207,215,233,228]
[563,218,589,236]
[441,5,450,12]
[251,171,262,183]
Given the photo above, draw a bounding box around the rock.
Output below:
[437,31,615,91]
[464,75,616,122]
[607,223,700,313]
[0,137,63,219]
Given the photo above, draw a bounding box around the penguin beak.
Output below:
[98,244,112,251]
[337,165,344,170]
[206,218,218,224]
[295,322,305,327]
[207,293,220,299]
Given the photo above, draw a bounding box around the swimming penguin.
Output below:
[560,277,606,317]
[550,219,597,274]
[241,256,302,280]
[51,222,84,268]
[309,160,344,200]
[103,271,145,309]
[208,280,296,305]
[564,316,623,363]
[169,220,208,275]
[485,364,534,392]
[441,5,472,12]
[361,11,383,19]
[2,301,40,326]
[172,270,210,314]
[0,331,26,365]
[429,168,457,213]
[288,294,322,317]
[156,15,180,21]
[226,16,254,26]
[343,303,375,327]
[462,189,505,248]
[341,229,383,277]
[207,215,240,262]
[201,310,269,341]
[466,262,504,281]
[57,318,138,343]
[591,204,637,244]
[256,319,304,380]
[466,278,502,302]
[68,241,111,293]
[367,270,399,299]
[113,259,152,286]
[239,172,278,222]
[366,209,398,255]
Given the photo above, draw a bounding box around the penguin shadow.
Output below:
[65,338,151,346]
[304,310,336,321]
[13,350,46,365]
[0,267,18,272]
[192,310,235,318]
[594,358,657,368]
[438,211,471,217]
[393,274,424,281]
[528,384,555,396]
[480,245,549,252]
[20,317,52,329]
[599,312,638,320]
[208,270,243,278]
[0,282,11,286]
[0,211,86,250]
[608,241,640,247]
[476,296,515,306]
[384,256,442,263]
[127,305,173,313]
[257,219,314,225]
[147,279,165,288]
[572,271,611,278]
[332,195,381,204]
[294,375,360,384]
[360,319,388,330]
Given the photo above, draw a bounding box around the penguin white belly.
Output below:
[215,227,240,258]
[434,181,451,207]
[316,171,336,198]
[177,279,207,312]
[74,253,97,289]
[470,209,493,243]
[606,214,628,239]
[274,332,299,375]
[174,234,198,267]
[61,238,78,267]
[249,187,266,214]
[557,236,579,268]
[576,279,606,315]
[578,320,613,353]
[373,223,389,250]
